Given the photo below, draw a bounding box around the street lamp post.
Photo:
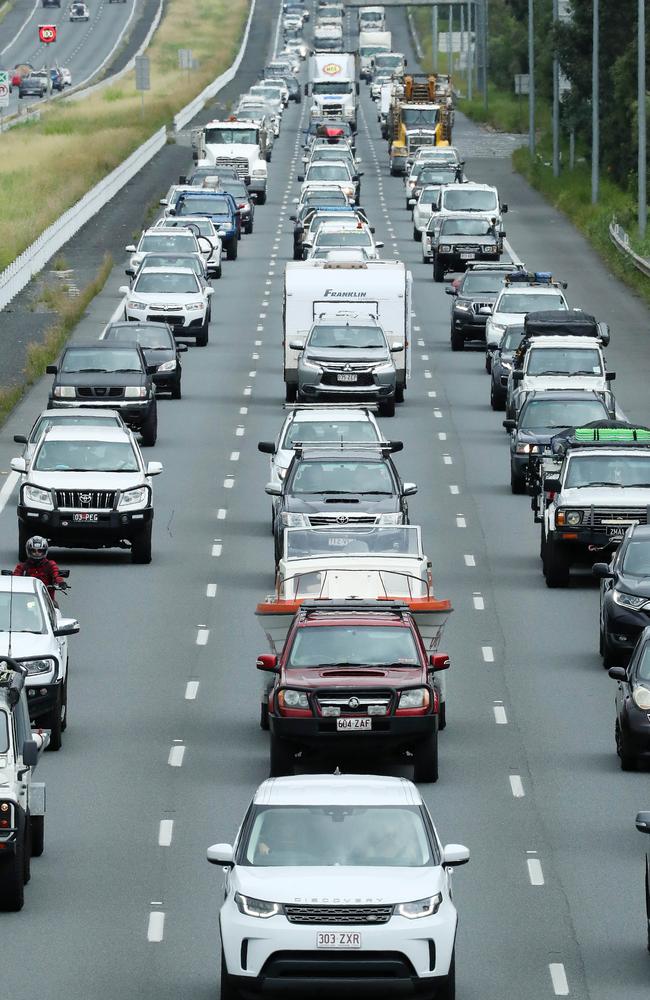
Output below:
[639,0,647,238]
[528,0,535,157]
[552,0,560,177]
[591,0,599,204]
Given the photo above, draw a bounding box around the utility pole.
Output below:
[528,0,535,156]
[483,0,489,111]
[552,0,560,176]
[467,2,473,100]
[591,0,599,204]
[432,5,438,73]
[460,3,465,89]
[639,0,647,238]
[448,4,453,75]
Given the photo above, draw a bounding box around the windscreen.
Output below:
[165,218,211,236]
[316,231,373,247]
[461,272,506,294]
[308,324,385,347]
[312,81,353,95]
[622,541,650,578]
[374,55,402,69]
[138,255,202,275]
[241,806,433,867]
[290,460,393,494]
[402,107,439,126]
[30,414,119,441]
[61,348,141,373]
[307,165,350,181]
[359,45,389,56]
[282,420,379,449]
[176,197,228,216]
[34,439,139,473]
[139,234,195,253]
[440,219,493,236]
[133,272,199,295]
[285,526,420,558]
[108,326,173,349]
[519,398,606,430]
[526,348,602,376]
[0,592,45,634]
[564,455,650,489]
[442,188,498,212]
[416,169,458,185]
[204,127,258,144]
[287,625,419,667]
[497,292,566,314]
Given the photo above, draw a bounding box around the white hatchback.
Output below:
[208,774,468,1000]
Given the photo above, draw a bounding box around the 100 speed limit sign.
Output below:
[38,24,57,43]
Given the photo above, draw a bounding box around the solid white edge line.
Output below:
[0,471,19,515]
[0,0,40,55]
[158,819,174,847]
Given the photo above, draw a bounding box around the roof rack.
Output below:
[0,659,27,708]
[551,421,650,455]
[523,309,609,344]
[292,439,403,456]
[282,403,379,411]
[505,270,568,289]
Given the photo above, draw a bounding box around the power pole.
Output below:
[528,0,535,156]
[448,4,453,76]
[467,2,473,100]
[552,0,560,176]
[639,0,647,238]
[482,0,488,111]
[460,3,465,91]
[432,5,439,73]
[591,0,599,204]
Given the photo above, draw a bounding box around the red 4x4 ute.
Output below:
[256,599,450,782]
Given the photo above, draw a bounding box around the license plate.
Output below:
[73,512,98,522]
[317,931,362,949]
[460,252,475,260]
[605,525,630,538]
[337,373,357,383]
[336,717,371,731]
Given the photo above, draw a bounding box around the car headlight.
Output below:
[438,245,451,253]
[157,360,177,372]
[127,300,148,310]
[501,360,513,370]
[395,893,442,919]
[633,686,650,711]
[484,245,498,252]
[301,359,322,372]
[118,486,149,509]
[53,386,76,399]
[185,302,204,310]
[22,657,56,676]
[378,513,403,525]
[280,512,308,527]
[23,484,53,509]
[124,386,147,399]
[279,689,309,709]
[398,688,429,709]
[565,510,582,526]
[235,893,282,919]
[613,591,650,611]
[454,302,471,312]
[374,361,395,373]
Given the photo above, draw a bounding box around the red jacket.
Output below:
[13,560,64,600]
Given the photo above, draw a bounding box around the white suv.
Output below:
[119,267,213,347]
[208,773,469,1000]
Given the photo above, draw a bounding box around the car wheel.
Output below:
[245,221,253,235]
[195,324,209,347]
[437,951,456,1000]
[601,628,618,669]
[226,238,238,261]
[131,524,153,565]
[413,226,422,242]
[395,384,405,404]
[171,377,182,400]
[0,816,25,911]
[450,329,464,352]
[30,814,44,858]
[256,191,267,205]
[285,383,297,403]
[140,402,158,446]
[43,687,63,751]
[412,730,438,783]
[270,733,294,777]
[220,951,240,1000]
[543,538,570,588]
[60,673,68,731]
[485,353,492,373]
[510,465,526,495]
[214,264,222,279]
[616,720,637,770]
[433,257,445,283]
[260,700,269,731]
[438,702,446,732]
[23,814,31,885]
[490,384,505,410]
[379,397,395,417]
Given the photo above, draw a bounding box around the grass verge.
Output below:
[0,0,250,271]
[0,255,113,427]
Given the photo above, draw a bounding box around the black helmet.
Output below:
[26,536,48,562]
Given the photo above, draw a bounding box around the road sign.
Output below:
[38,24,57,43]
[514,74,530,95]
[0,71,9,108]
[135,55,150,91]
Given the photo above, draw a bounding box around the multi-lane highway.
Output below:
[0,1,649,998]
[1,0,138,113]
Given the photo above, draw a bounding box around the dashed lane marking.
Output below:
[168,744,185,767]
[509,774,525,797]
[147,911,165,942]
[158,820,173,847]
[185,681,200,700]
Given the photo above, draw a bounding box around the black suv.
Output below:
[47,342,158,446]
[432,215,502,284]
[266,443,416,564]
[447,264,514,351]
[101,322,187,399]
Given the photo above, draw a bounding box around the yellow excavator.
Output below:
[387,74,453,175]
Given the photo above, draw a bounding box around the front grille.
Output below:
[472,301,493,314]
[77,386,124,399]
[588,507,648,527]
[213,156,249,179]
[308,514,379,527]
[322,105,343,117]
[321,372,375,387]
[316,692,392,716]
[56,490,116,510]
[149,314,185,326]
[285,904,393,925]
[450,244,480,253]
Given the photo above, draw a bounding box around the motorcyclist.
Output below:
[13,536,68,604]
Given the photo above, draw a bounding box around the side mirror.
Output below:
[289,339,305,351]
[124,244,136,253]
[297,174,304,182]
[598,322,610,346]
[512,370,524,383]
[501,204,508,213]
[54,618,80,638]
[22,740,39,767]
[10,457,26,473]
[408,198,416,207]
[178,175,187,184]
[256,653,278,672]
[606,371,616,382]
[177,343,189,353]
[429,653,450,671]
[304,83,308,95]
[257,441,276,455]
[146,461,164,476]
[403,482,418,496]
[159,198,168,206]
[390,344,402,353]
[207,843,234,867]
[502,419,516,431]
[46,364,58,375]
[389,441,404,453]
[442,844,470,868]
[445,287,456,296]
[118,285,130,295]
[265,482,282,496]
[13,434,28,445]
[592,562,614,579]
[500,230,507,237]
[206,287,214,296]
[289,214,297,221]
[375,241,384,249]
[608,666,627,682]
[635,811,650,834]
[544,478,562,493]
[125,267,135,277]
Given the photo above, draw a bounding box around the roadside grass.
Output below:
[0,255,113,426]
[0,0,250,271]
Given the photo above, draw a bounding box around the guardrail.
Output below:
[609,219,650,279]
[406,8,425,61]
[173,0,257,132]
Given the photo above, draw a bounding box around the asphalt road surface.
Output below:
[0,2,649,999]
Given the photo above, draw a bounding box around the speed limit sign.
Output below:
[0,71,9,108]
[38,24,57,43]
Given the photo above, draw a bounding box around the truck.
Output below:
[283,259,412,403]
[387,75,452,174]
[306,53,359,128]
[0,659,48,911]
[191,119,268,204]
[359,29,391,80]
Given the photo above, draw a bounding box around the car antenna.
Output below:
[8,574,13,659]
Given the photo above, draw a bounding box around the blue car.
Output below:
[171,192,241,260]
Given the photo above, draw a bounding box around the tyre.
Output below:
[510,466,526,495]
[131,524,152,565]
[450,329,464,352]
[44,686,63,751]
[60,674,68,732]
[260,700,269,731]
[485,353,492,373]
[0,821,25,911]
[616,721,637,771]
[256,191,267,205]
[226,237,238,261]
[395,385,405,404]
[195,323,209,347]
[140,402,158,446]
[171,377,182,400]
[438,702,446,732]
[437,951,456,1000]
[433,257,445,283]
[543,538,570,588]
[379,397,395,417]
[601,628,619,669]
[285,383,297,403]
[270,734,294,777]
[413,226,422,242]
[23,815,31,884]
[220,951,240,1000]
[18,521,30,561]
[405,199,412,211]
[245,220,253,235]
[490,384,505,411]
[293,246,303,261]
[213,264,222,280]
[30,815,44,858]
[412,730,439,783]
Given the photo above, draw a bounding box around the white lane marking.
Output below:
[230,452,240,461]
[482,646,494,663]
[0,0,40,55]
[464,554,476,566]
[433,409,443,418]
[503,237,524,266]
[527,857,545,886]
[185,680,200,700]
[212,541,222,556]
[257,325,264,332]
[493,703,508,725]
[509,774,525,797]
[456,515,466,528]
[443,454,453,465]
[243,387,252,396]
[206,583,217,598]
[224,477,234,489]
[168,744,185,767]
[262,301,269,307]
[252,353,260,360]
[240,407,248,415]
[421,354,429,361]
[236,426,245,437]
[473,593,485,610]
[158,820,174,847]
[449,485,459,495]
[549,963,569,996]
[147,911,165,942]
[196,628,210,646]
[424,371,433,380]
[249,371,257,378]
[217,509,227,520]
[428,390,437,398]
[0,471,18,514]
